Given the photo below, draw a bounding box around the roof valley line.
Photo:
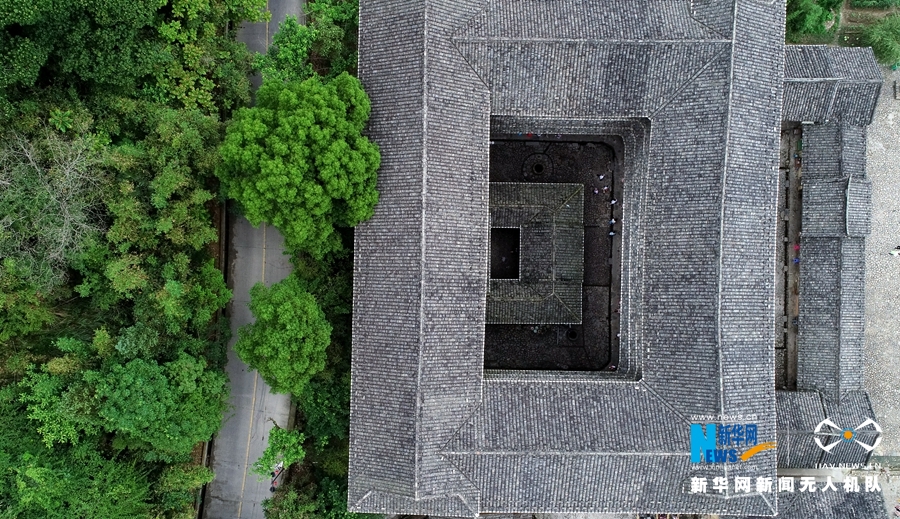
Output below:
[347,0,884,517]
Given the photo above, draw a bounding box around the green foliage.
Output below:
[0,260,54,344]
[218,73,380,258]
[0,0,266,116]
[862,14,900,64]
[17,350,227,458]
[306,0,359,78]
[0,126,107,292]
[263,476,367,519]
[85,354,228,457]
[18,368,98,447]
[235,274,331,396]
[256,16,317,83]
[851,0,900,7]
[253,425,307,478]
[153,463,215,513]
[300,369,351,449]
[263,485,319,519]
[786,0,838,42]
[1,0,263,514]
[0,387,155,519]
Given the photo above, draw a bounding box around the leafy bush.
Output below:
[786,0,839,42]
[153,463,215,513]
[253,425,307,478]
[0,386,156,519]
[306,0,359,78]
[862,14,900,64]
[0,260,55,344]
[256,16,317,83]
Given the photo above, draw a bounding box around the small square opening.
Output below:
[490,228,520,279]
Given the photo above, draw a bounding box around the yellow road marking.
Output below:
[237,223,268,517]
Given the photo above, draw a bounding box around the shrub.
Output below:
[862,14,900,64]
[235,274,331,396]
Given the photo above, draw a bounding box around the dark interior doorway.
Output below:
[490,228,520,279]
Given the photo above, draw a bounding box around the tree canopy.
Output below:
[1,0,264,513]
[217,73,379,259]
[785,0,839,42]
[862,14,900,65]
[252,424,306,478]
[235,273,331,396]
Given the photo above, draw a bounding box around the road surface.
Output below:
[203,1,303,516]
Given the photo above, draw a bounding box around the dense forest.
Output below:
[0,0,372,516]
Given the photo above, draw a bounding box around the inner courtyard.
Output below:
[484,137,622,371]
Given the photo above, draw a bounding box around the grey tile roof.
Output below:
[350,0,488,510]
[783,46,882,125]
[487,183,584,324]
[723,487,886,519]
[796,236,868,403]
[821,391,881,466]
[351,0,876,517]
[797,123,871,409]
[776,391,825,468]
[775,390,880,469]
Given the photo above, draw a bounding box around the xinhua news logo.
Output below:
[690,422,776,463]
[814,418,882,454]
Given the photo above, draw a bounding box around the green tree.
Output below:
[262,476,365,519]
[0,0,266,117]
[85,354,228,457]
[306,0,359,78]
[785,0,836,42]
[235,274,331,396]
[252,424,306,478]
[0,386,155,519]
[217,73,380,259]
[862,14,900,65]
[0,259,55,344]
[256,16,317,83]
[153,463,215,514]
[0,125,107,292]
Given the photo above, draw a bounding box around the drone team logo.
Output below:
[814,418,882,453]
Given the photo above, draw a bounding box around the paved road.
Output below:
[205,218,294,519]
[204,2,302,517]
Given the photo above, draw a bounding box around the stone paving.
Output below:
[864,66,900,457]
[864,66,900,517]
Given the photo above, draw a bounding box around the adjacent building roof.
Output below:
[776,390,879,469]
[797,123,871,405]
[783,46,882,125]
